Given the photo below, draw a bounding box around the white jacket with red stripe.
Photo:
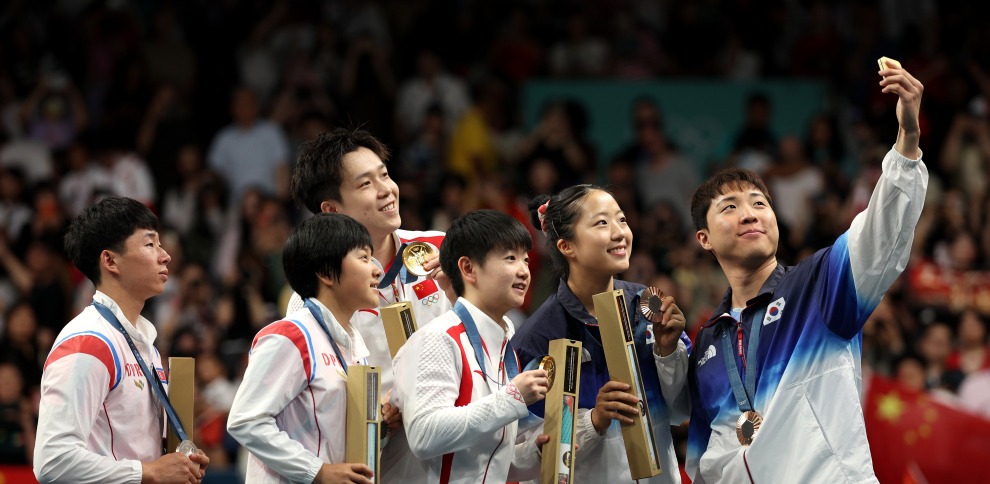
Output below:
[287,229,450,394]
[286,229,452,482]
[34,291,166,484]
[227,299,370,483]
[391,298,542,484]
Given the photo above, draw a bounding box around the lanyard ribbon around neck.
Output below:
[720,312,762,413]
[378,242,416,289]
[93,301,188,442]
[304,299,350,374]
[452,300,519,383]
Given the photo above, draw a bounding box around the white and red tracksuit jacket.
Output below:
[35,291,167,484]
[287,229,451,481]
[287,229,450,393]
[392,298,542,484]
[227,299,371,483]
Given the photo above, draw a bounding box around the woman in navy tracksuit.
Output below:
[513,184,692,484]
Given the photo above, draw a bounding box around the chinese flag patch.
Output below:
[413,279,439,299]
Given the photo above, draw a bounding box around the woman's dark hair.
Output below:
[282,212,372,299]
[527,184,606,280]
[440,210,532,297]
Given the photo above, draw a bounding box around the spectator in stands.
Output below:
[399,103,448,188]
[862,298,909,375]
[96,133,157,210]
[135,83,195,198]
[19,75,88,151]
[58,139,105,218]
[947,310,990,375]
[731,92,777,173]
[208,87,290,205]
[515,100,594,193]
[958,368,990,419]
[0,167,33,250]
[917,322,954,390]
[548,11,609,78]
[395,48,469,141]
[193,351,235,469]
[0,234,70,348]
[446,77,506,189]
[0,362,34,465]
[764,135,825,252]
[0,301,42,389]
[894,353,928,393]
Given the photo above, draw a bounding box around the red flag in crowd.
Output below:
[865,375,990,483]
[0,465,38,483]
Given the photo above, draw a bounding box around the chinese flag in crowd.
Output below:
[865,375,990,483]
[0,466,38,483]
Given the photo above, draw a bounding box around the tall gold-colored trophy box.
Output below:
[381,301,418,358]
[345,365,382,483]
[541,339,582,484]
[165,357,195,453]
[592,290,662,479]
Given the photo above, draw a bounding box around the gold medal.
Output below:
[539,355,556,390]
[639,287,665,323]
[736,410,763,446]
[402,242,439,277]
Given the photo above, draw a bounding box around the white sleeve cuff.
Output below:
[502,381,531,419]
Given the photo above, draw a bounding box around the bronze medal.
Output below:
[736,410,763,446]
[402,241,439,277]
[639,287,665,323]
[539,355,556,390]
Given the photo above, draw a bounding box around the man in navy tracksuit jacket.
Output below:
[685,61,927,482]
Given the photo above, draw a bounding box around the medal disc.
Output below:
[736,410,763,446]
[640,287,665,323]
[402,242,439,277]
[539,355,556,390]
[176,439,197,457]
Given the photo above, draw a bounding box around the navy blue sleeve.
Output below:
[512,315,554,418]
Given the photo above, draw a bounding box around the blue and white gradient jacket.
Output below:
[514,278,691,484]
[686,147,928,483]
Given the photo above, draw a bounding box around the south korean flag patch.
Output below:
[763,297,785,326]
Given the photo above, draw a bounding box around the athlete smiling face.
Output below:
[323,146,401,246]
[557,189,634,281]
[695,181,779,272]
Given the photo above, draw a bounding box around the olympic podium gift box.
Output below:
[592,290,662,479]
[346,365,382,483]
[381,301,419,358]
[541,339,582,484]
[165,357,194,452]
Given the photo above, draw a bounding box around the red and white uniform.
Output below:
[227,299,370,484]
[392,298,541,484]
[34,291,167,484]
[287,229,449,393]
[286,229,450,481]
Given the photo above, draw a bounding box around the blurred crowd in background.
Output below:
[0,0,988,476]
